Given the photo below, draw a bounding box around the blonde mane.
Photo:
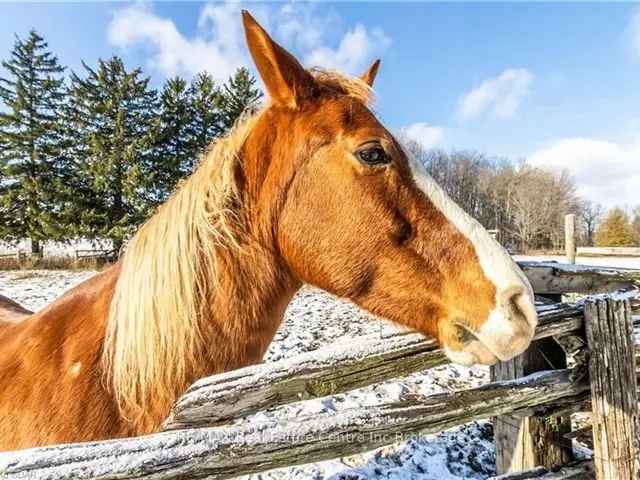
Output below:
[103,70,372,422]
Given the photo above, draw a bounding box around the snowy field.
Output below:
[515,254,640,269]
[0,238,111,257]
[2,255,637,478]
[0,269,494,479]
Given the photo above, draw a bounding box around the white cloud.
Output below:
[304,25,391,74]
[457,69,533,120]
[108,3,390,81]
[273,3,336,53]
[401,123,445,150]
[627,7,640,61]
[108,3,245,81]
[529,137,640,207]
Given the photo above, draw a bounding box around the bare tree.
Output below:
[579,201,604,247]
[400,138,583,253]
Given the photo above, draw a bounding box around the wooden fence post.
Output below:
[491,337,574,474]
[492,276,575,475]
[585,297,639,479]
[565,214,576,264]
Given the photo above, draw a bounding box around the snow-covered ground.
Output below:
[0,269,495,479]
[3,255,636,478]
[515,254,640,269]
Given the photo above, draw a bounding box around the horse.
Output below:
[0,11,538,451]
[0,294,32,324]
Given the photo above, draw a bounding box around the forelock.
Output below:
[310,68,374,105]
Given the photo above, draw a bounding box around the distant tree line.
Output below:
[404,140,640,251]
[0,31,261,254]
[1,31,637,256]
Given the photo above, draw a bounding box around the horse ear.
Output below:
[361,59,381,87]
[242,10,317,108]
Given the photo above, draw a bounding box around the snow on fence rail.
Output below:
[517,260,640,294]
[164,302,586,431]
[1,262,639,480]
[1,370,589,480]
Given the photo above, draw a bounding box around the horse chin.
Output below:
[443,340,500,366]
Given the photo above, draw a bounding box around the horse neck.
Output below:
[188,118,300,368]
[107,242,299,432]
[197,130,302,374]
[199,241,300,371]
[133,141,301,431]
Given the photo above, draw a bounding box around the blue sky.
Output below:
[1,1,639,207]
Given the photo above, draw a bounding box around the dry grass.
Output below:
[0,256,111,271]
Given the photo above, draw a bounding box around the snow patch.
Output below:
[1,271,496,478]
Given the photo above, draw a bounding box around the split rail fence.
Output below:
[1,261,640,479]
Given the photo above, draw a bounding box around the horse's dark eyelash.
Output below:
[356,144,390,166]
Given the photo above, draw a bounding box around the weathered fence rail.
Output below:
[0,251,25,260]
[1,370,589,480]
[1,261,639,480]
[578,246,640,257]
[518,261,640,295]
[489,459,595,480]
[74,249,114,260]
[165,301,585,431]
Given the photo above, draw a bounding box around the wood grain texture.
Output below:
[165,303,584,430]
[0,370,589,480]
[518,261,640,295]
[491,338,573,475]
[585,297,639,480]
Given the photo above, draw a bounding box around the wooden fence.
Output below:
[74,249,114,259]
[0,249,113,262]
[0,251,26,260]
[1,261,640,480]
[578,246,640,257]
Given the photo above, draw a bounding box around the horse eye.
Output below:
[356,144,390,166]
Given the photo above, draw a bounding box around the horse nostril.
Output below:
[501,286,526,321]
[501,285,537,330]
[473,285,537,362]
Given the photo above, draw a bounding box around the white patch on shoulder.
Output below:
[69,361,82,378]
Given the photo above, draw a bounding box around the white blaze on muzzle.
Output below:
[408,156,538,364]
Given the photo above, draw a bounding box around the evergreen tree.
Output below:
[594,208,636,247]
[219,67,262,132]
[0,30,67,253]
[152,73,226,201]
[64,57,158,254]
[152,76,196,201]
[189,72,223,156]
[0,156,12,235]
